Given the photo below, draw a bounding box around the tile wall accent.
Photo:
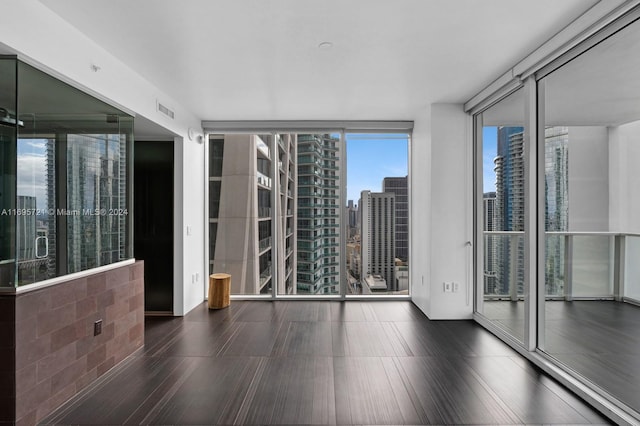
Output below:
[0,261,144,425]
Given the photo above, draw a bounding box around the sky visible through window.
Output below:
[483,126,498,193]
[345,133,408,204]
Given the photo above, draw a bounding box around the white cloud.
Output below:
[16,154,48,210]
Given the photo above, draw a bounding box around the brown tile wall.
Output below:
[8,261,144,426]
[0,295,16,424]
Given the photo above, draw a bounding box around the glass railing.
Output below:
[482,231,525,300]
[544,232,617,299]
[483,231,640,301]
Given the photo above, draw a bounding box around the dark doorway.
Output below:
[134,140,174,313]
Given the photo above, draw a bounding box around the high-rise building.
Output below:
[492,126,570,297]
[16,195,36,262]
[544,126,569,296]
[208,134,297,295]
[63,133,128,274]
[346,199,358,238]
[495,126,525,296]
[382,176,408,261]
[296,134,341,295]
[483,192,498,294]
[360,190,396,291]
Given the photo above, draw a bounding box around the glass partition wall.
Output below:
[207,131,410,298]
[0,57,133,288]
[474,11,640,421]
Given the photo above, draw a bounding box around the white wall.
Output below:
[610,120,640,233]
[411,104,473,320]
[176,136,207,315]
[610,120,640,301]
[566,127,610,297]
[567,126,609,232]
[0,0,206,316]
[410,107,432,317]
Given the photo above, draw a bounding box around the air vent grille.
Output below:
[157,102,175,119]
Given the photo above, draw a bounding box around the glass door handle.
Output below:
[35,236,48,259]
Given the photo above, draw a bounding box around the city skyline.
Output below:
[346,133,408,204]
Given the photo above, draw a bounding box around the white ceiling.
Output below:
[40,0,598,126]
[480,17,640,128]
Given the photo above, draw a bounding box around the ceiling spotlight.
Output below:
[318,41,333,49]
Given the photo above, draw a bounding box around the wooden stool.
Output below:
[208,273,231,309]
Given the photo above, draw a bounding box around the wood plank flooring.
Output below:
[483,299,640,415]
[42,301,611,425]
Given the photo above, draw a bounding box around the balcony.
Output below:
[258,237,272,252]
[256,136,270,159]
[259,265,272,288]
[258,207,271,219]
[257,172,272,189]
[482,231,640,302]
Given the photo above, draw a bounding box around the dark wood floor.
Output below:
[483,299,640,414]
[42,301,611,425]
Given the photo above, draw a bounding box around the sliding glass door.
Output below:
[537,16,640,414]
[474,10,640,421]
[475,88,527,344]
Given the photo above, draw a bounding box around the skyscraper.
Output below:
[296,134,341,295]
[495,126,525,296]
[360,190,396,291]
[346,199,358,239]
[492,126,569,297]
[59,133,128,274]
[483,191,498,294]
[382,176,408,261]
[544,126,569,296]
[208,134,297,295]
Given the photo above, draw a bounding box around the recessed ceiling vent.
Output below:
[157,101,175,119]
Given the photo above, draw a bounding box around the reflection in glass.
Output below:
[16,138,54,285]
[539,18,640,413]
[66,133,128,273]
[0,58,134,287]
[0,58,17,286]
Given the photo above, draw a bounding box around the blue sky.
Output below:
[346,133,408,204]
[483,127,498,193]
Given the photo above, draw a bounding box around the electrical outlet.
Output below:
[94,319,102,336]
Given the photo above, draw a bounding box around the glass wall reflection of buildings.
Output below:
[17,134,128,285]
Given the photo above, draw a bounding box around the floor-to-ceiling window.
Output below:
[206,127,410,298]
[345,133,410,296]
